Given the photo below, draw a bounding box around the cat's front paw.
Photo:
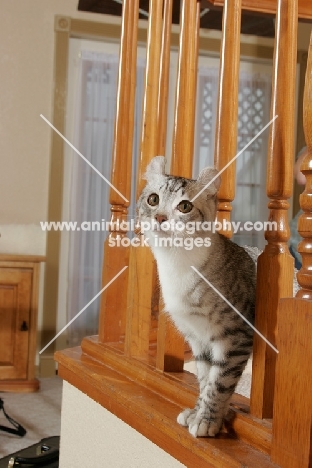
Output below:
[189,416,222,437]
[177,408,222,437]
[177,408,195,426]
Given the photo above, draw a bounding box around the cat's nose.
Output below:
[155,214,168,225]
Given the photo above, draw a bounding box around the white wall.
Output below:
[0,0,114,255]
[0,1,122,358]
[60,381,185,468]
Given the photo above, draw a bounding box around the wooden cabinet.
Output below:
[0,255,44,392]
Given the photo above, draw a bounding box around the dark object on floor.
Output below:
[0,436,60,467]
[0,398,26,437]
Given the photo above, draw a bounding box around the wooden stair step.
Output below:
[55,346,280,468]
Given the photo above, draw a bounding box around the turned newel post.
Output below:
[271,34,312,468]
[296,156,312,299]
[296,91,312,300]
[250,0,297,420]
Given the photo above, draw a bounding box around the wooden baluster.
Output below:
[214,0,242,239]
[146,0,173,351]
[157,0,173,157]
[125,0,164,358]
[271,30,312,468]
[156,0,200,372]
[97,0,139,344]
[250,0,297,419]
[170,0,200,177]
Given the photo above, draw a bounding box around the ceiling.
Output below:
[77,0,275,37]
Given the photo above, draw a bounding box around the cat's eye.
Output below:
[147,193,159,206]
[177,200,193,213]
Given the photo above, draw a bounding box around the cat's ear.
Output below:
[143,156,166,180]
[197,167,221,194]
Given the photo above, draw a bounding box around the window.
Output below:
[194,62,272,248]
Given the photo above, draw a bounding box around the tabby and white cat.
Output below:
[137,156,256,437]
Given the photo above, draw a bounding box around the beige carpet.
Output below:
[0,377,63,458]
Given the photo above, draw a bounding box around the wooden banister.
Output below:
[125,0,164,358]
[272,35,312,468]
[157,0,173,157]
[214,0,242,238]
[154,2,174,372]
[98,0,139,344]
[135,0,164,197]
[250,0,297,420]
[171,0,200,177]
[270,31,312,467]
[250,18,312,461]
[156,0,200,372]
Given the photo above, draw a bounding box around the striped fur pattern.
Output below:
[137,156,256,437]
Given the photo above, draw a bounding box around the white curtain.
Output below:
[193,67,220,174]
[67,51,145,346]
[194,67,272,248]
[233,71,272,248]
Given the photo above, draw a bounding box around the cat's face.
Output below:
[137,156,221,239]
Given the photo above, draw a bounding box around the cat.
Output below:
[137,156,256,437]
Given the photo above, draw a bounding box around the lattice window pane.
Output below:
[194,68,272,248]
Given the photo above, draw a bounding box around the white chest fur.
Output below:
[152,245,200,310]
[157,260,192,314]
[151,244,221,345]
